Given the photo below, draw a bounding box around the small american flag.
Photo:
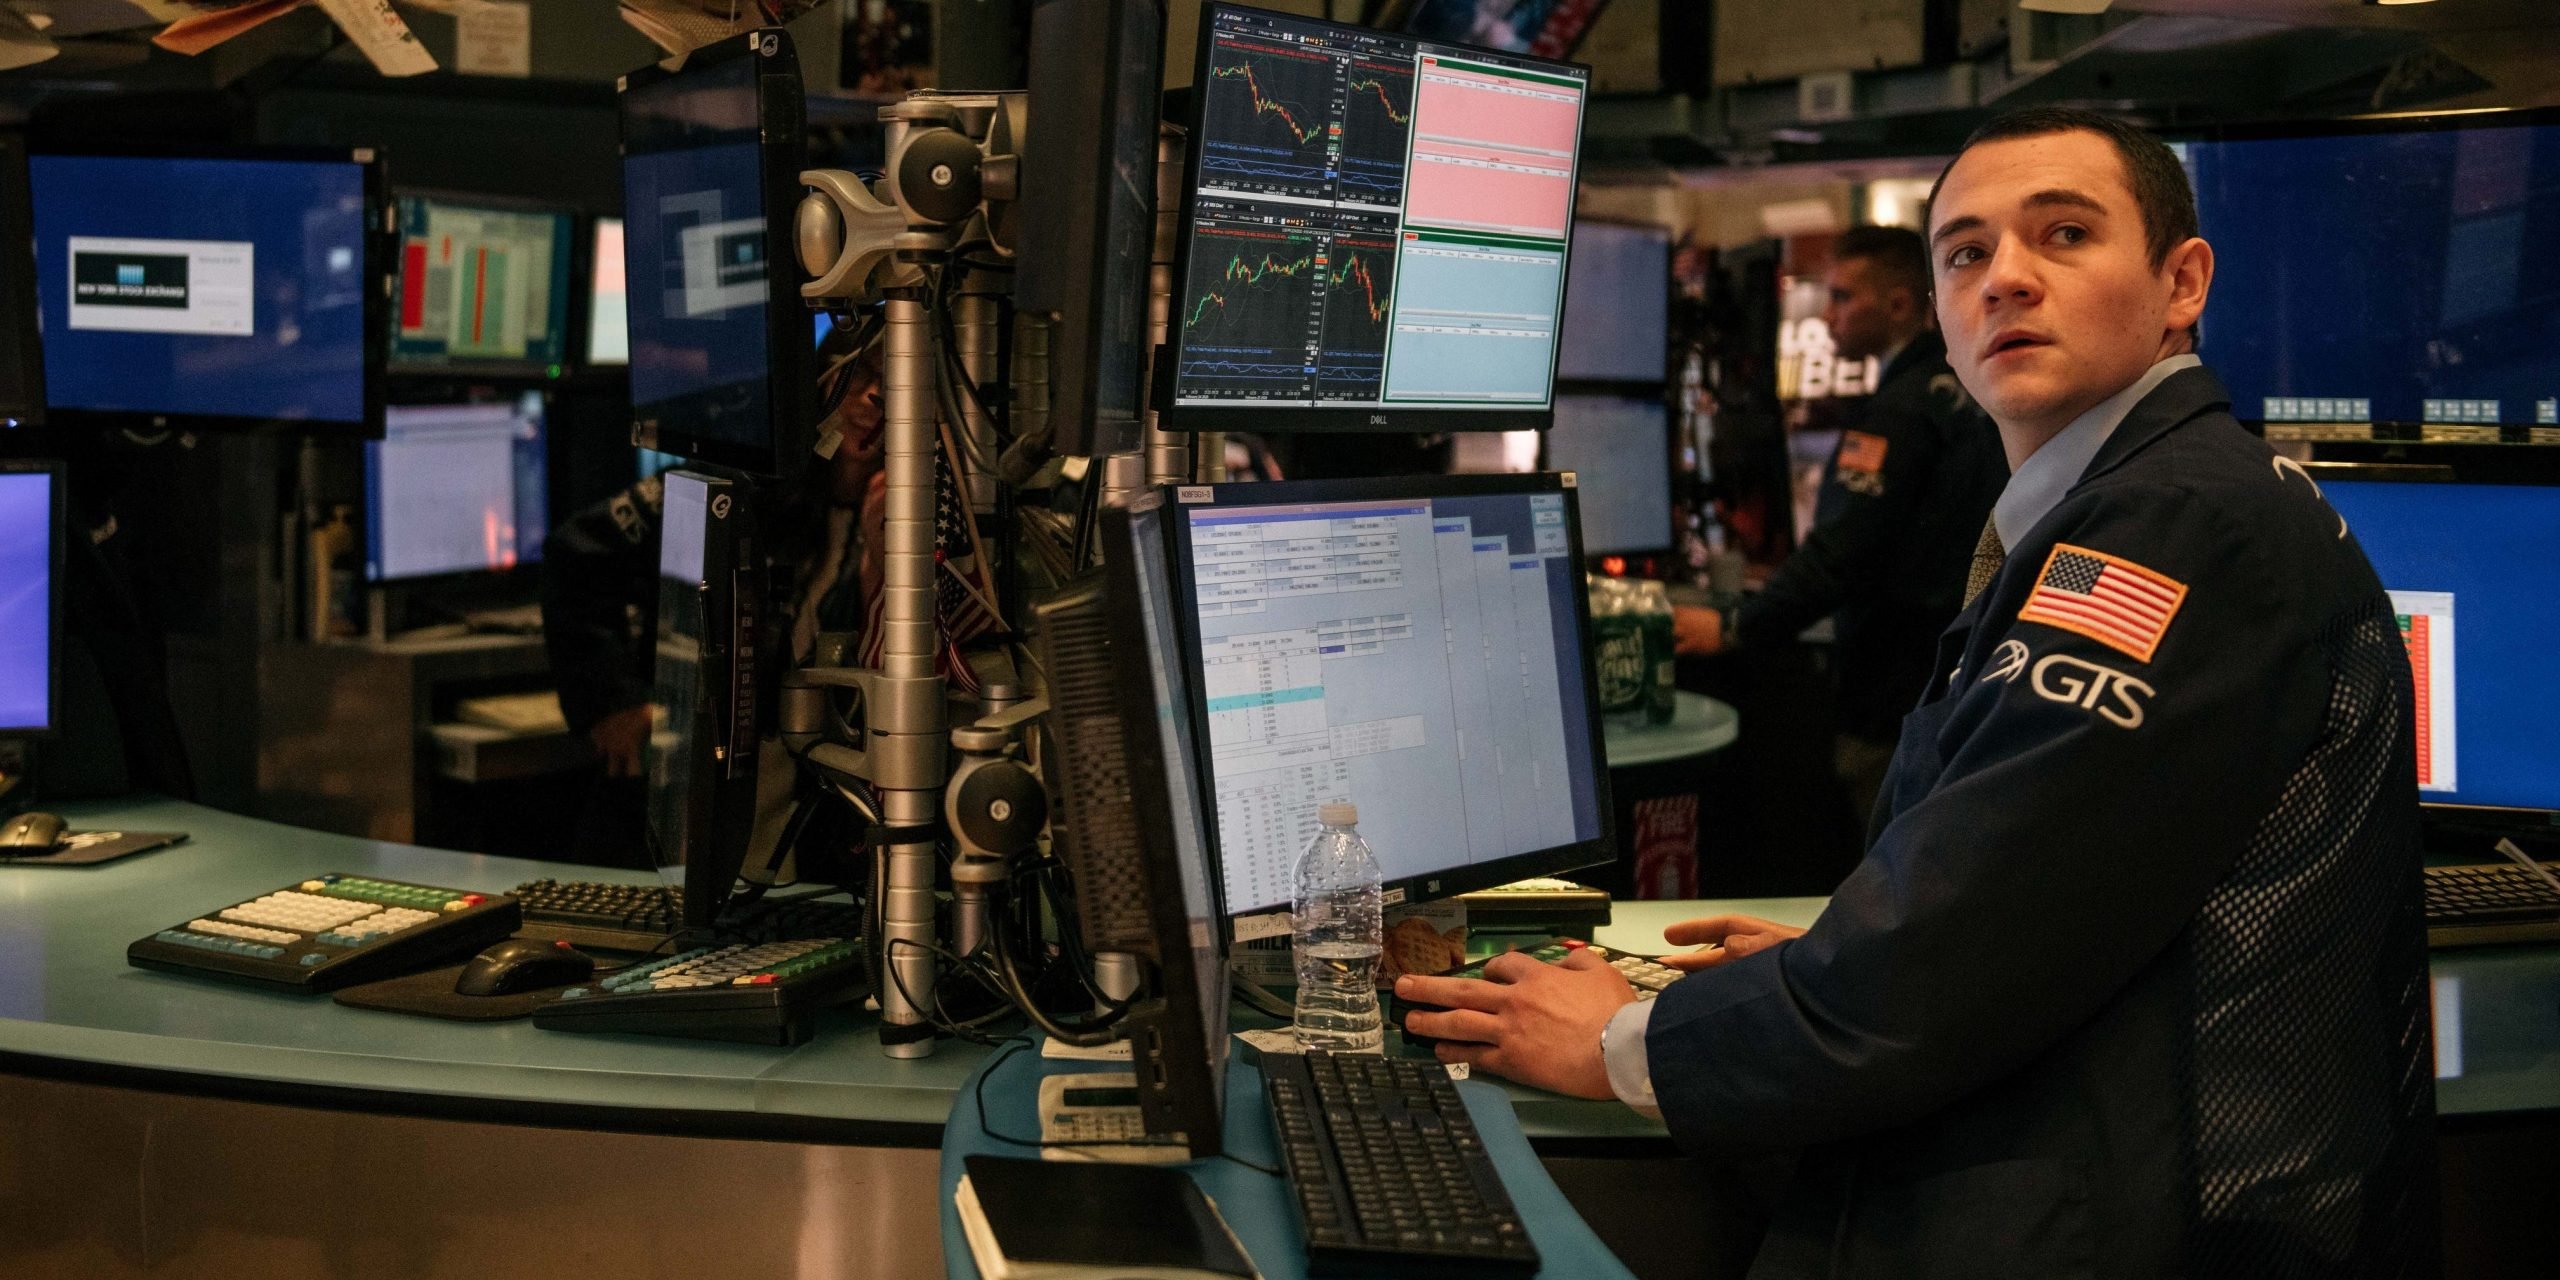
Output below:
[2017,543,2188,663]
[1837,430,1888,474]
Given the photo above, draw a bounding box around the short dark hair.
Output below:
[1831,224,1930,301]
[1928,106,2198,268]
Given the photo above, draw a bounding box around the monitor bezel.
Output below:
[385,187,581,382]
[1160,470,1616,919]
[1159,2,1590,435]
[27,144,389,439]
[2308,460,2560,826]
[617,28,816,479]
[0,458,63,740]
[0,133,45,428]
[360,390,553,586]
[647,465,764,933]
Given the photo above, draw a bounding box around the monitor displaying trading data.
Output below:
[390,195,573,372]
[1545,394,1671,555]
[1168,475,1611,916]
[364,396,548,581]
[588,216,628,367]
[2322,478,2560,813]
[1167,5,1590,432]
[28,150,379,431]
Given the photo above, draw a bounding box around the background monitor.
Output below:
[28,148,383,434]
[1545,393,1671,555]
[587,215,629,367]
[1165,473,1612,917]
[2185,114,2560,428]
[2317,472,2560,814]
[0,459,61,738]
[1164,4,1591,434]
[648,468,762,931]
[390,193,574,375]
[364,395,549,582]
[620,29,815,476]
[1556,220,1668,383]
[1017,0,1163,459]
[0,136,42,426]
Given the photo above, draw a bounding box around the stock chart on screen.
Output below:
[1173,5,1587,419]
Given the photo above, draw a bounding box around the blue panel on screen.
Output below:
[2187,122,2560,426]
[29,154,373,426]
[0,470,54,733]
[2323,480,2560,812]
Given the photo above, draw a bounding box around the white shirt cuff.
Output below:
[1602,999,1662,1118]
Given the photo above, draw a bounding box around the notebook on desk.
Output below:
[956,1155,1260,1280]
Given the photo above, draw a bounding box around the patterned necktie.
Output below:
[1963,518,2006,608]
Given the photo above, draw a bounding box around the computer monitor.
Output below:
[647,468,762,931]
[2315,469,2560,816]
[1556,221,1668,384]
[1163,4,1591,434]
[620,28,816,476]
[2184,113,2560,428]
[1017,0,1163,458]
[586,216,629,368]
[0,136,43,427]
[27,147,384,435]
[363,395,549,582]
[0,460,61,739]
[1545,394,1671,556]
[389,193,573,376]
[1163,473,1613,917]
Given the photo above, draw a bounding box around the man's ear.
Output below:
[2161,236,2213,339]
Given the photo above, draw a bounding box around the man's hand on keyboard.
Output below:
[1395,949,1635,1100]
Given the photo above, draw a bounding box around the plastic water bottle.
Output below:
[1293,802,1384,1052]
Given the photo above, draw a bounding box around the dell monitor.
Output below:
[0,136,43,427]
[364,395,549,582]
[1163,473,1612,918]
[2184,113,2560,429]
[648,468,763,931]
[1545,394,1672,556]
[588,216,629,368]
[27,147,384,435]
[389,193,574,376]
[1164,4,1591,433]
[620,29,815,476]
[1556,221,1669,384]
[0,460,61,740]
[2315,469,2560,817]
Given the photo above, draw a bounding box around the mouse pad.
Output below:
[0,830,188,867]
[333,963,594,1022]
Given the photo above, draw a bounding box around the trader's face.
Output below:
[1821,255,1903,363]
[1928,130,2210,439]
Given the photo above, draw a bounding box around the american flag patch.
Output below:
[2017,543,2188,663]
[1837,430,1888,474]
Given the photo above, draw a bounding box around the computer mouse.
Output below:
[0,811,65,851]
[455,938,596,997]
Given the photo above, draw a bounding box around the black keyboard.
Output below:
[510,878,684,953]
[2425,863,2560,947]
[127,874,520,992]
[1263,1050,1539,1278]
[530,937,870,1045]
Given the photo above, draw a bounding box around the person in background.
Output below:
[1675,226,2006,832]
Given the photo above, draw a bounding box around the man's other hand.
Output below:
[1673,605,1725,656]
[1657,914,1808,971]
[589,705,653,778]
[1395,949,1635,1099]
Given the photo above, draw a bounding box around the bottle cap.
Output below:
[1318,802,1357,826]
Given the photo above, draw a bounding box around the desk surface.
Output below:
[938,1039,1638,1280]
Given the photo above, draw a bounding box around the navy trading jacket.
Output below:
[1736,331,2006,741]
[1648,366,2436,1278]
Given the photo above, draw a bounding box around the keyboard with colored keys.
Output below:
[531,937,870,1045]
[126,874,520,992]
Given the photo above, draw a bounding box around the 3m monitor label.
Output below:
[2391,590,2457,793]
[67,237,254,335]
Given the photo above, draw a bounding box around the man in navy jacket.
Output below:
[1399,107,2435,1278]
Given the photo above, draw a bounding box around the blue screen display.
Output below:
[29,154,372,426]
[2187,123,2560,426]
[2323,479,2560,811]
[0,470,54,733]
